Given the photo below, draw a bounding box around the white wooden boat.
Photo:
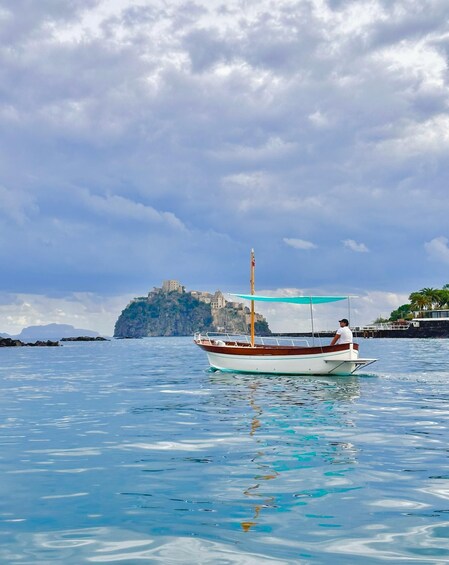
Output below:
[194,333,375,376]
[194,250,376,376]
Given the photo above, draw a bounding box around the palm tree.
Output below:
[436,289,449,309]
[409,291,427,312]
[419,288,440,310]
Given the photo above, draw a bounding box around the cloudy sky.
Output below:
[1,0,449,334]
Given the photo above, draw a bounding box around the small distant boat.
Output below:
[194,251,376,376]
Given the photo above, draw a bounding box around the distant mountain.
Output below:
[3,324,100,341]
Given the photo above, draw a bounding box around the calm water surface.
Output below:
[0,338,449,563]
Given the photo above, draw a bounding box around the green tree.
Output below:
[409,291,427,312]
[435,289,449,308]
[373,316,389,324]
[389,304,412,321]
[419,287,440,310]
[387,284,449,322]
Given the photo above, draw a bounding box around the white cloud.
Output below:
[308,110,330,128]
[374,114,449,161]
[81,191,186,230]
[375,39,447,90]
[0,286,409,337]
[283,238,317,250]
[424,236,449,264]
[0,292,136,336]
[343,239,369,253]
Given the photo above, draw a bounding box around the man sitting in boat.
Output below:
[330,318,353,346]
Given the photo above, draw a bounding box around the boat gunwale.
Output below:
[194,340,359,357]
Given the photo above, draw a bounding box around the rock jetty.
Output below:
[60,336,109,342]
[0,338,59,347]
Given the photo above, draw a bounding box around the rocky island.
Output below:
[114,280,271,338]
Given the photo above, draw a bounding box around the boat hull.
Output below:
[195,339,374,376]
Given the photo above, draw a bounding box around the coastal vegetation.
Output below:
[386,285,449,322]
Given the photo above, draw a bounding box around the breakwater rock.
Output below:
[0,338,59,347]
[60,336,109,342]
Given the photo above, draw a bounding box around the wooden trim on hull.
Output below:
[195,340,359,357]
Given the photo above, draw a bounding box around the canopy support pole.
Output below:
[309,297,315,346]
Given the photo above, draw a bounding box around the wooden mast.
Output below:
[250,249,255,347]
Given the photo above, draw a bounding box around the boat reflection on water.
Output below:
[241,382,279,532]
[209,373,362,532]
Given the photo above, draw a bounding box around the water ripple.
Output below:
[1,338,449,562]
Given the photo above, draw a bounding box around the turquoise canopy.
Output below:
[232,294,348,305]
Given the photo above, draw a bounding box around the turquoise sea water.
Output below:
[1,337,449,564]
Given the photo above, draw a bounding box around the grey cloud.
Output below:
[0,185,38,225]
[183,28,234,72]
[1,0,449,296]
[425,237,449,264]
[367,0,449,49]
[0,0,99,43]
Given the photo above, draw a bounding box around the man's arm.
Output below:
[330,333,339,346]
